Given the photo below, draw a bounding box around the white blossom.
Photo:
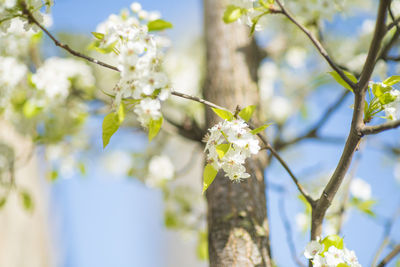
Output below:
[304,240,323,259]
[102,150,133,177]
[204,119,260,182]
[95,6,171,128]
[146,155,174,187]
[350,178,371,200]
[383,89,400,120]
[325,246,345,266]
[31,57,94,100]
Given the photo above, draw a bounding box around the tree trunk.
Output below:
[203,1,272,266]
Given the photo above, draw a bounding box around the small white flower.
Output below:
[130,2,142,13]
[350,178,371,200]
[325,246,345,266]
[304,240,323,259]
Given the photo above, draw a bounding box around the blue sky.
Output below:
[47,1,400,266]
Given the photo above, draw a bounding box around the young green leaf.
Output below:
[321,234,344,252]
[328,71,357,92]
[91,32,105,40]
[147,19,173,32]
[202,164,218,194]
[250,123,271,135]
[211,108,234,121]
[20,191,34,212]
[215,143,230,159]
[223,5,244,23]
[383,75,400,86]
[0,197,6,209]
[148,117,163,141]
[238,105,256,122]
[102,104,125,148]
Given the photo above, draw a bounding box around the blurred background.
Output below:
[0,0,400,267]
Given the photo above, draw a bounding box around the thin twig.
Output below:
[170,90,227,111]
[276,90,350,150]
[361,119,400,135]
[274,0,356,90]
[377,244,400,267]
[258,131,315,205]
[372,206,400,266]
[278,194,306,267]
[21,3,120,72]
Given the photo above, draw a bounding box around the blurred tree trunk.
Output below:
[203,1,272,266]
[0,119,54,267]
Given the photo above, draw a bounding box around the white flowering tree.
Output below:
[1,0,400,266]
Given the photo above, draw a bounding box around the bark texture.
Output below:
[203,1,272,266]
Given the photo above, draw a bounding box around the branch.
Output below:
[257,130,315,205]
[361,119,400,135]
[311,0,391,240]
[274,0,356,90]
[358,0,391,92]
[276,90,350,150]
[372,206,400,266]
[163,114,205,142]
[278,195,306,267]
[21,3,120,72]
[170,90,227,111]
[376,244,400,267]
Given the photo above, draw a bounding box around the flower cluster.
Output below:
[0,0,53,33]
[368,80,400,121]
[31,57,95,101]
[304,235,362,267]
[228,0,269,32]
[204,119,260,181]
[0,56,27,109]
[94,2,171,128]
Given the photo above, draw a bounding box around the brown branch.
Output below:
[310,0,391,242]
[377,244,400,267]
[276,90,350,150]
[386,16,400,32]
[274,0,356,90]
[372,206,400,266]
[278,194,306,267]
[361,119,400,135]
[358,0,390,92]
[170,90,227,111]
[257,131,315,205]
[21,3,120,72]
[163,114,205,142]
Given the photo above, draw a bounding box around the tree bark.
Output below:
[203,1,272,266]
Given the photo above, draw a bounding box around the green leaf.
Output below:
[337,264,350,267]
[164,210,179,228]
[352,198,376,217]
[91,32,104,40]
[202,164,218,194]
[328,71,357,92]
[78,162,86,176]
[102,104,125,148]
[148,117,163,141]
[223,5,244,24]
[322,234,344,252]
[250,123,272,135]
[47,170,58,181]
[196,231,208,261]
[20,191,33,212]
[0,197,6,209]
[212,108,234,121]
[147,19,173,32]
[238,105,256,122]
[383,75,400,86]
[215,143,230,159]
[23,101,42,118]
[371,83,396,105]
